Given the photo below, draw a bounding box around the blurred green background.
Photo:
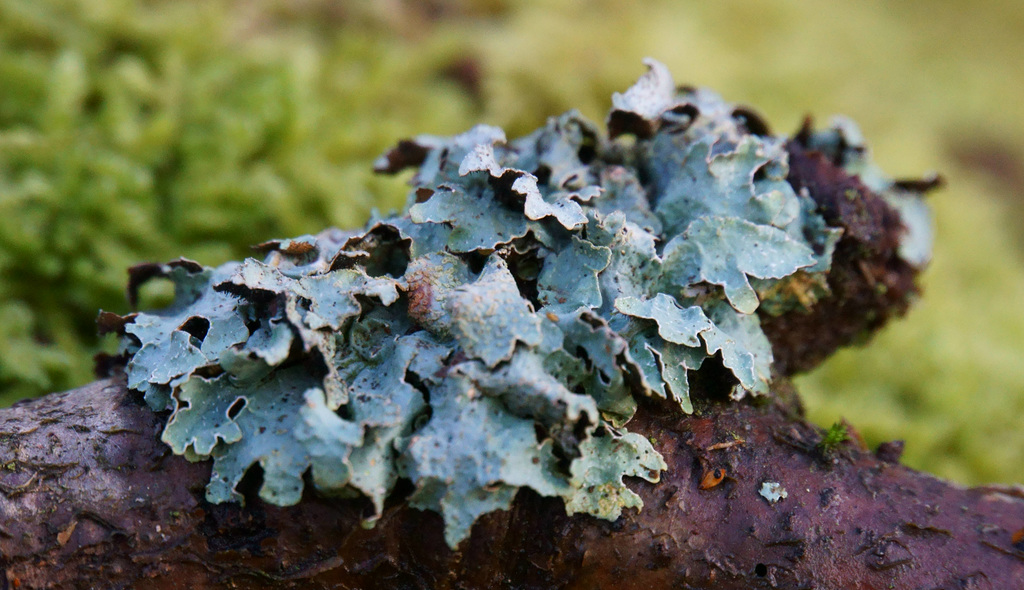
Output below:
[1,0,1022,485]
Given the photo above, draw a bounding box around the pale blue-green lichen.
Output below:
[109,59,925,548]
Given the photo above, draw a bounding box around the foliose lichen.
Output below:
[759,481,788,504]
[104,59,929,548]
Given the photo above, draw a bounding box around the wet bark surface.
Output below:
[2,377,1023,589]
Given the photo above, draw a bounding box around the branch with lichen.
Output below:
[2,60,1021,589]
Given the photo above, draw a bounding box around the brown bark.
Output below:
[2,377,1023,589]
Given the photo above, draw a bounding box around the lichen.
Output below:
[107,59,926,548]
[759,481,788,503]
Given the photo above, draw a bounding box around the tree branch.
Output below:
[3,377,1022,589]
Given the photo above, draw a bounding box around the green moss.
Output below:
[817,422,850,454]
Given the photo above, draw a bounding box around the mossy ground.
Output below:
[1,0,1021,484]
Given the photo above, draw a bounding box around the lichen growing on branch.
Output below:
[102,59,930,548]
